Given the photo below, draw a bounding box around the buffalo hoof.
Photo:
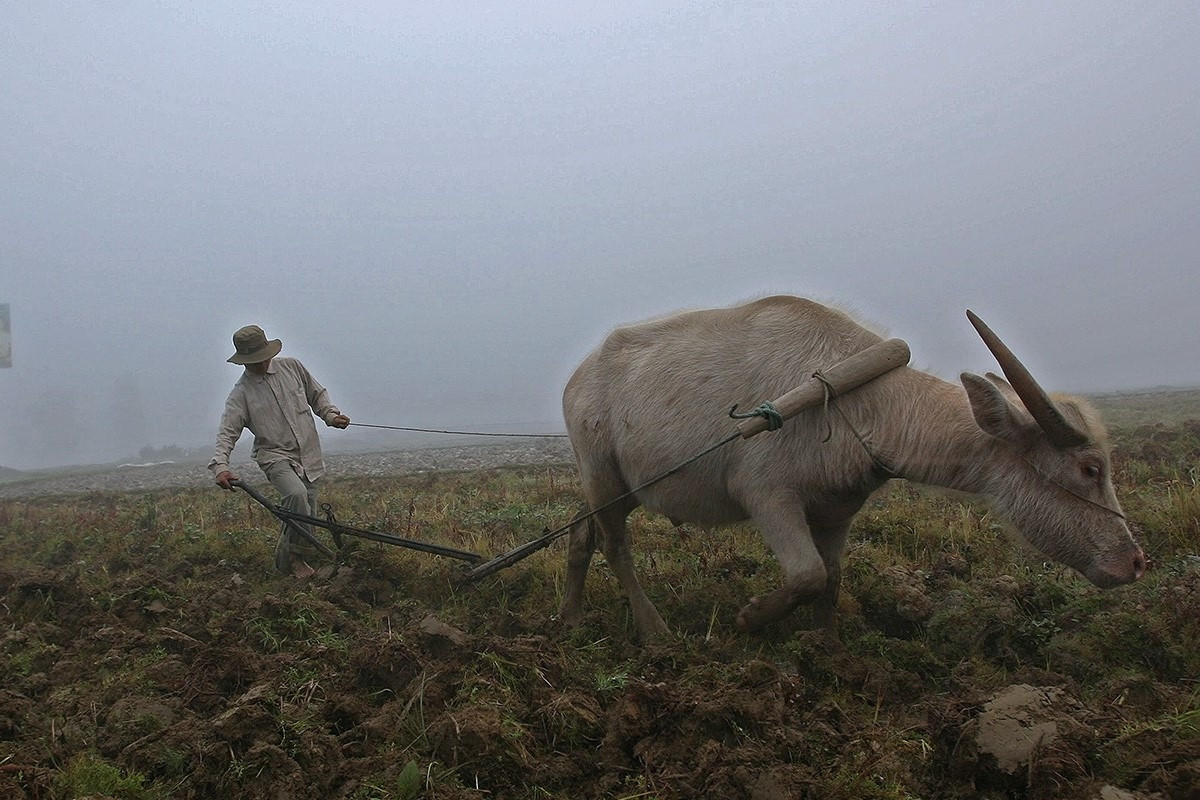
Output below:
[736,596,769,632]
[555,603,584,629]
[633,609,671,642]
[737,586,807,632]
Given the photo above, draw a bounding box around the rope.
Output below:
[812,371,901,479]
[351,422,569,438]
[811,373,1122,515]
[1017,454,1127,520]
[464,430,742,580]
[727,401,784,431]
[813,371,837,443]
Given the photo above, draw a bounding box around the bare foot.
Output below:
[292,561,316,580]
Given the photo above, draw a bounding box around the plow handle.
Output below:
[231,478,274,508]
[231,479,336,557]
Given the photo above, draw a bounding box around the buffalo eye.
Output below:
[1082,463,1102,480]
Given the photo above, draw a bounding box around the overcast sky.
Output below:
[2,1,1197,470]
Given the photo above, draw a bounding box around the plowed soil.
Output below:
[1,440,1197,799]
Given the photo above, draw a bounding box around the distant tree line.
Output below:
[135,444,207,462]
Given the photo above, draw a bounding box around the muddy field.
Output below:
[1,431,1198,799]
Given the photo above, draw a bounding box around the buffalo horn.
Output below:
[966,310,1090,448]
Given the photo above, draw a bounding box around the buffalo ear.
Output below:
[985,371,1018,398]
[962,372,1027,442]
[983,371,1025,410]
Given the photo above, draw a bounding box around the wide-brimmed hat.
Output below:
[227,325,282,364]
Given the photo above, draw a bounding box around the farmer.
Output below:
[209,324,350,577]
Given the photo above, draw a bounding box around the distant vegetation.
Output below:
[1089,386,1200,428]
[131,443,205,463]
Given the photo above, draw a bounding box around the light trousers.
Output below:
[264,460,321,573]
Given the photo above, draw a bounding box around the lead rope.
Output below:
[350,422,568,438]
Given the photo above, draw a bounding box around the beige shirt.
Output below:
[208,357,341,481]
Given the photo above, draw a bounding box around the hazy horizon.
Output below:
[3,2,1198,470]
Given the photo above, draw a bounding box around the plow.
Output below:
[232,337,911,582]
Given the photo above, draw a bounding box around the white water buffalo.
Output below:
[559,295,1145,640]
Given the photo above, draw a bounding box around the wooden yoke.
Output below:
[735,338,911,438]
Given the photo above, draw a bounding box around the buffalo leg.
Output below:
[596,506,671,640]
[737,500,827,632]
[563,447,670,639]
[557,454,630,628]
[557,508,598,627]
[810,519,852,631]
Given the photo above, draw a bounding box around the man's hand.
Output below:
[329,414,350,429]
[215,470,238,490]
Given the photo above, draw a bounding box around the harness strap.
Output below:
[1017,454,1127,520]
[809,375,1123,517]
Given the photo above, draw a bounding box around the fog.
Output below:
[2,2,1197,471]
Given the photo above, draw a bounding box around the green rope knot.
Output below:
[728,401,785,431]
